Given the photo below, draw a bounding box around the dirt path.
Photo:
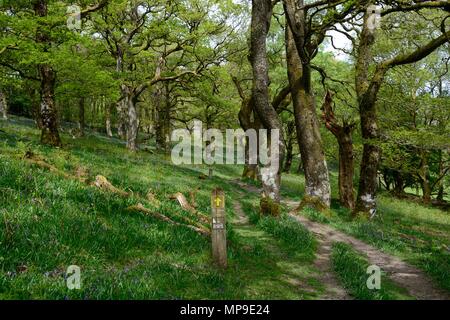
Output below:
[233,180,450,300]
[232,184,350,300]
[301,225,351,300]
[282,200,449,300]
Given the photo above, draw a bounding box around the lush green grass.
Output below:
[0,117,319,299]
[331,242,413,300]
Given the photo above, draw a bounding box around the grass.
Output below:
[331,242,414,300]
[1,116,449,299]
[241,198,316,261]
[0,117,320,299]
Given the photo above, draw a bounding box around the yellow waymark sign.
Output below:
[212,189,225,209]
[215,196,222,208]
[211,187,227,268]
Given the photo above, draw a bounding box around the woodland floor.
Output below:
[0,116,449,300]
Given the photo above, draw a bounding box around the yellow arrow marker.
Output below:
[215,197,222,208]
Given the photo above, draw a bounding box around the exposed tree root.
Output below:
[297,195,332,216]
[24,151,74,180]
[260,197,281,216]
[127,204,210,237]
[170,192,195,211]
[170,192,211,224]
[91,175,130,197]
[146,190,161,206]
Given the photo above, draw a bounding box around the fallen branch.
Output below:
[127,204,210,237]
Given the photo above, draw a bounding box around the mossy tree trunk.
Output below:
[35,0,61,147]
[285,23,331,209]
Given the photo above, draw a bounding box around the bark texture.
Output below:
[250,0,285,206]
[285,24,331,208]
[419,150,431,204]
[121,85,139,152]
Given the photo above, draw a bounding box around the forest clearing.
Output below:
[0,0,449,304]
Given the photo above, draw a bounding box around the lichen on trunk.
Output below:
[250,0,286,215]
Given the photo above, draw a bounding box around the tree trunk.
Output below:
[250,0,285,210]
[121,85,139,152]
[105,103,113,137]
[116,99,127,140]
[154,85,164,149]
[419,150,431,204]
[154,83,170,152]
[322,91,355,210]
[392,170,405,196]
[243,129,259,180]
[355,125,380,215]
[38,64,61,146]
[0,90,7,120]
[338,136,355,210]
[35,0,61,147]
[78,97,85,136]
[285,24,331,209]
[283,135,293,173]
[436,150,445,202]
[235,78,260,181]
[354,11,382,217]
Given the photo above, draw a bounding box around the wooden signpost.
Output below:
[211,188,227,268]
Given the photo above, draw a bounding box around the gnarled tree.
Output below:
[354,3,450,215]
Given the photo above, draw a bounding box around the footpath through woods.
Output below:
[232,180,450,300]
[231,188,350,300]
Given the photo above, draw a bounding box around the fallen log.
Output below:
[127,204,210,237]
